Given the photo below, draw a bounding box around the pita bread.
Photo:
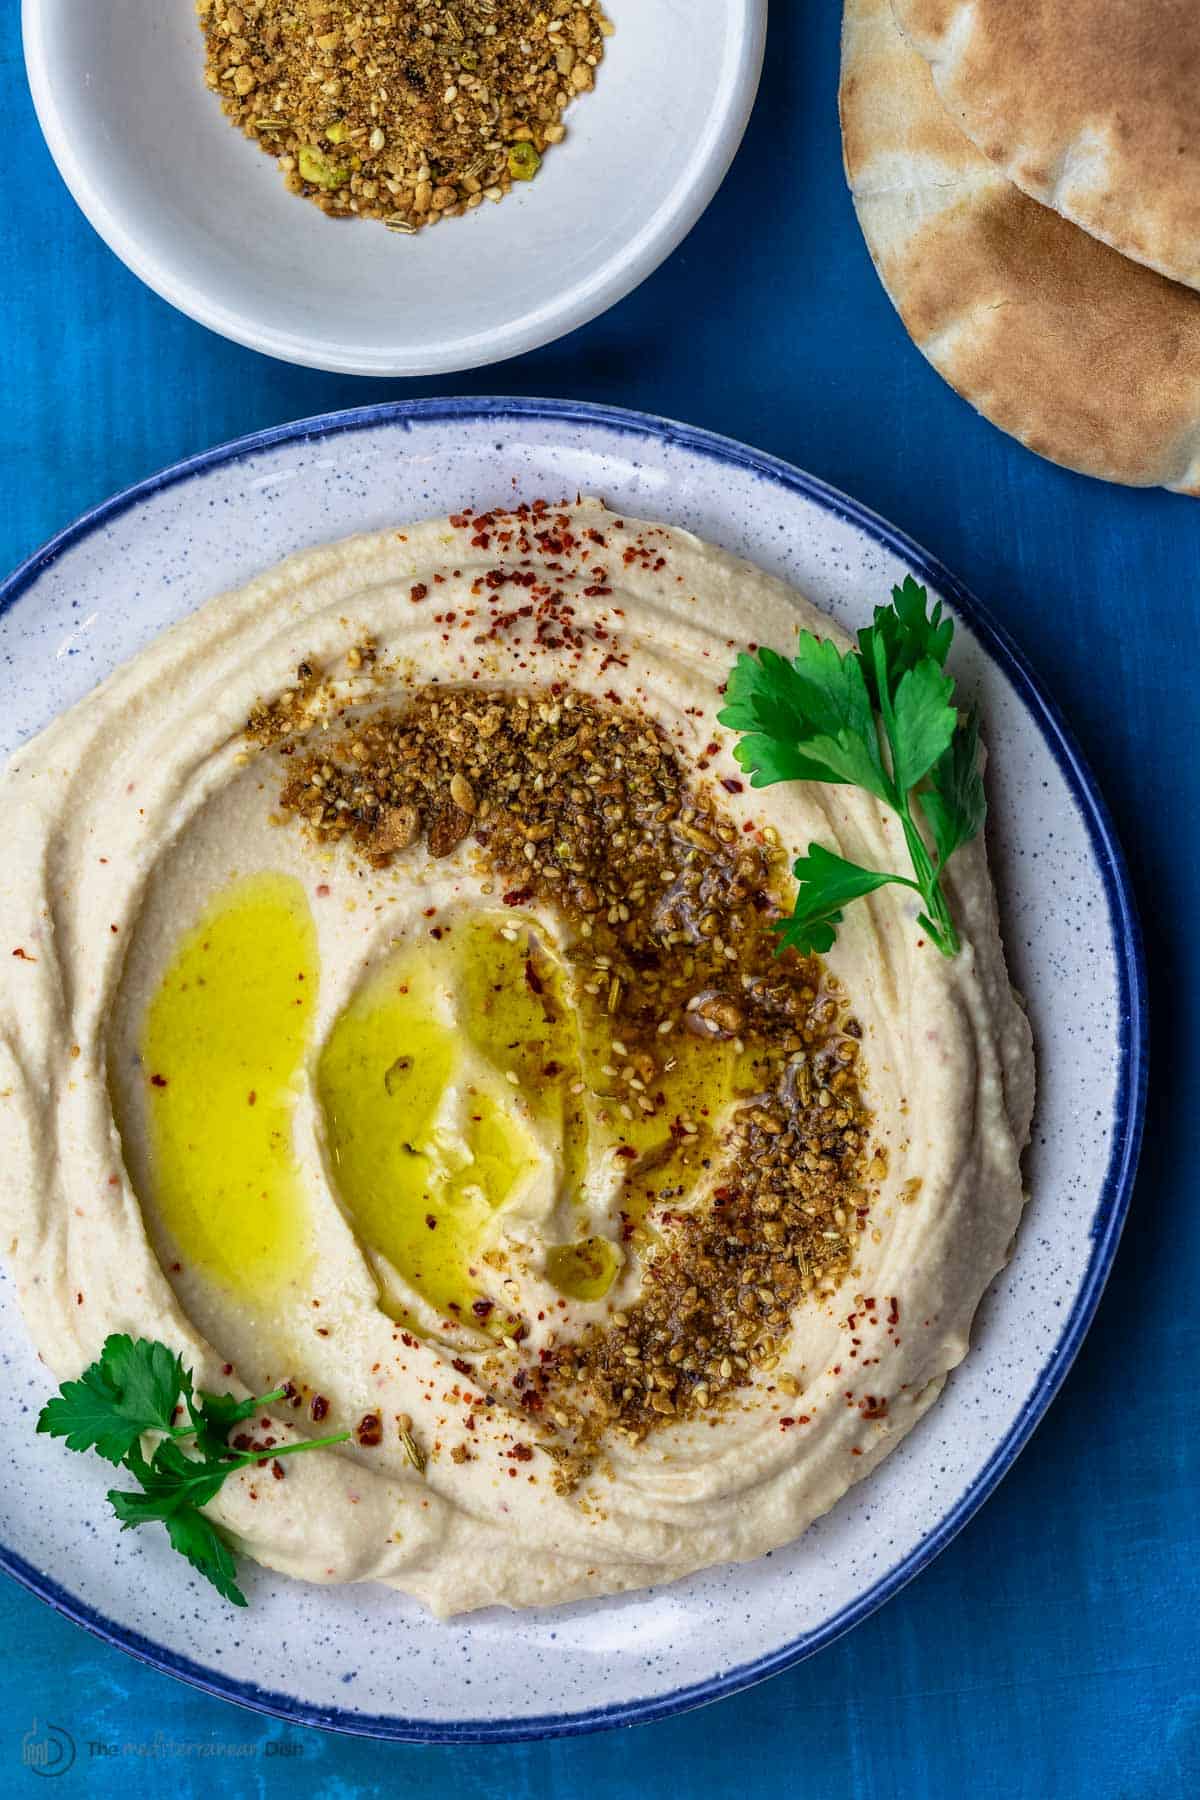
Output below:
[892,0,1200,293]
[840,0,1200,492]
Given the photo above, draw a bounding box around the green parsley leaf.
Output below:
[889,658,957,793]
[41,1336,349,1607]
[37,1335,189,1464]
[109,1440,241,1525]
[721,636,890,800]
[186,1387,283,1462]
[776,844,920,956]
[721,578,986,958]
[163,1509,248,1608]
[858,574,955,704]
[109,1447,248,1608]
[923,703,987,869]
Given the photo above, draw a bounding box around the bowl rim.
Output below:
[20,2,767,376]
[0,397,1148,1741]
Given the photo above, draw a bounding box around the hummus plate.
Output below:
[0,400,1144,1738]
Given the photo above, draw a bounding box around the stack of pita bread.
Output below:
[840,0,1200,493]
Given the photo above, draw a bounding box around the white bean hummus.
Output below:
[0,502,1034,1615]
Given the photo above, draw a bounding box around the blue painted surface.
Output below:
[0,3,1195,1796]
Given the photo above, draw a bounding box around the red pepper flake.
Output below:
[451,1357,472,1377]
[11,947,36,962]
[471,1298,494,1320]
[310,1394,330,1422]
[720,777,744,794]
[509,1443,534,1462]
[425,1213,438,1230]
[247,1090,257,1106]
[150,1073,168,1088]
[503,886,533,907]
[271,1460,286,1481]
[860,1396,889,1420]
[356,1413,383,1447]
[410,583,429,603]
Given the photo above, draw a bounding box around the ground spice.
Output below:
[197,0,613,231]
[262,682,875,1486]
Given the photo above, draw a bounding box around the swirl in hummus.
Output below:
[0,501,1034,1615]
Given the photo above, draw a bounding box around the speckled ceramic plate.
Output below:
[0,401,1145,1741]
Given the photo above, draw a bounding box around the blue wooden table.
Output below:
[2,6,1196,1795]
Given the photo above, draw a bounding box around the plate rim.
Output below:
[0,397,1148,1741]
[20,1,767,376]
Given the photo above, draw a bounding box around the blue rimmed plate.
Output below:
[0,400,1146,1740]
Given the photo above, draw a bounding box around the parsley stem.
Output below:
[232,1430,351,1470]
[867,632,960,955]
[899,804,957,953]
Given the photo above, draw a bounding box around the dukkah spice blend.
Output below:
[197,1,613,232]
[255,664,873,1488]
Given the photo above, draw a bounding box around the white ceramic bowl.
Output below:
[22,0,765,375]
[0,401,1145,1740]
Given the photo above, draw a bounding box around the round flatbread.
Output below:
[840,0,1200,493]
[891,0,1200,292]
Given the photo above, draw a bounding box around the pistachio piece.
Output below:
[507,141,541,182]
[299,144,349,189]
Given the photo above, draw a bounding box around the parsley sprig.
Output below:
[37,1335,349,1606]
[718,577,985,957]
